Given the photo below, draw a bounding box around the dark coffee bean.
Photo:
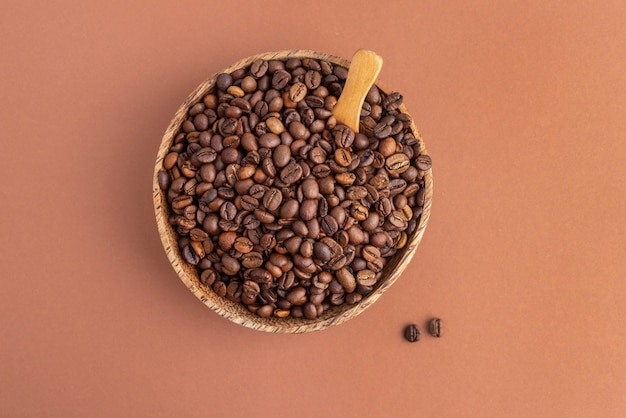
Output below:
[250,59,269,78]
[216,73,233,91]
[280,160,303,184]
[300,199,318,221]
[272,70,291,90]
[286,286,307,306]
[260,233,277,251]
[404,324,420,342]
[304,70,322,90]
[172,195,193,210]
[388,210,408,229]
[189,228,208,242]
[382,92,403,111]
[312,164,331,178]
[336,268,356,293]
[249,184,268,200]
[321,215,339,236]
[301,179,320,200]
[263,188,283,211]
[242,252,264,269]
[303,302,317,319]
[293,254,316,274]
[200,269,217,286]
[157,170,170,190]
[388,178,407,195]
[333,125,355,148]
[254,208,275,224]
[318,197,329,218]
[374,121,393,139]
[303,95,324,109]
[273,144,291,168]
[416,153,432,170]
[213,280,227,297]
[182,244,200,265]
[220,201,237,220]
[313,241,332,262]
[429,318,442,338]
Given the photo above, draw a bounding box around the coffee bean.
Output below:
[416,153,432,170]
[404,324,420,342]
[356,269,377,286]
[386,153,410,175]
[289,82,307,103]
[334,148,352,167]
[172,195,193,210]
[273,144,291,168]
[280,160,303,184]
[157,170,170,190]
[382,92,403,111]
[300,199,318,221]
[250,59,269,78]
[263,188,283,211]
[216,73,233,91]
[336,268,356,293]
[182,245,200,265]
[333,125,355,148]
[301,178,320,200]
[272,70,291,90]
[429,318,442,338]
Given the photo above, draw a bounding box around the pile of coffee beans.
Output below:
[157,56,432,320]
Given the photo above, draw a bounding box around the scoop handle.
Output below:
[332,49,383,133]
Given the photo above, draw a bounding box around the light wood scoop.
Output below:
[332,49,383,133]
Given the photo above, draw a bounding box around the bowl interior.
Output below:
[153,50,433,333]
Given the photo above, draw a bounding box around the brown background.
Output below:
[1,0,625,416]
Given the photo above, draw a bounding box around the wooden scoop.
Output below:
[332,49,383,133]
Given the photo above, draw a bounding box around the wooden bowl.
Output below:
[153,50,433,333]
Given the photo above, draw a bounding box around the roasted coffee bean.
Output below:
[300,199,318,221]
[404,324,420,342]
[416,153,432,170]
[260,233,277,251]
[172,195,193,210]
[320,215,339,236]
[263,188,283,211]
[272,70,291,90]
[200,269,217,286]
[216,73,233,91]
[356,269,377,286]
[250,59,269,78]
[182,245,200,265]
[336,268,356,293]
[301,178,319,200]
[280,160,303,184]
[220,201,237,220]
[386,153,410,175]
[334,148,352,167]
[429,318,442,338]
[382,92,403,111]
[373,121,392,139]
[273,144,291,167]
[350,203,369,221]
[157,170,170,190]
[333,125,355,148]
[289,82,307,103]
